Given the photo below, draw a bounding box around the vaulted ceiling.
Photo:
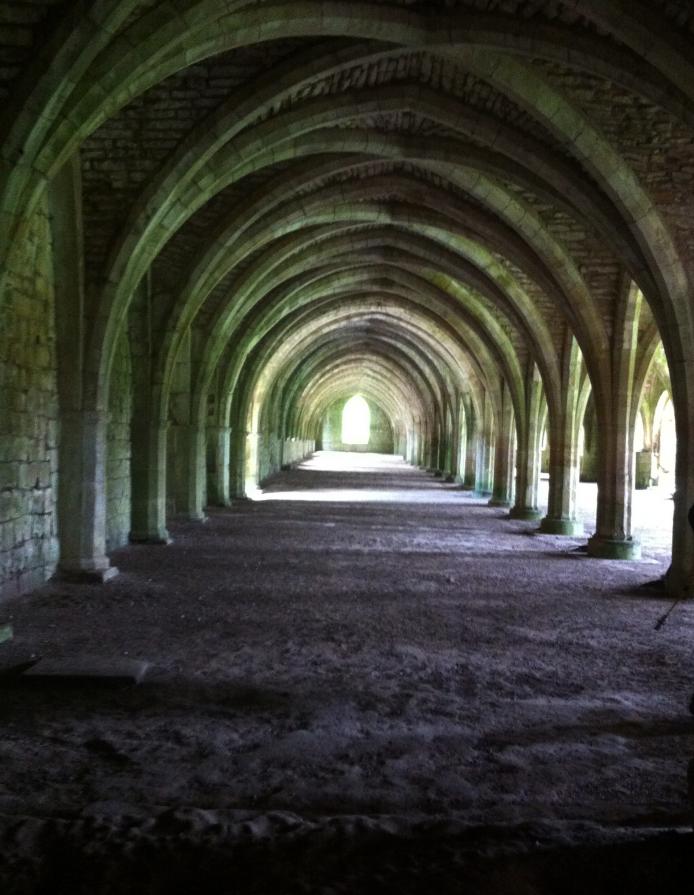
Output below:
[2,1,693,446]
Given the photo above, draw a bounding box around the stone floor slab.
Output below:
[22,656,150,687]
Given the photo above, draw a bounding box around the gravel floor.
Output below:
[0,453,692,893]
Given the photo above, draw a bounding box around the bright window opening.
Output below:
[342,395,371,445]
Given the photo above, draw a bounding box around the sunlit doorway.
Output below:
[341,395,371,446]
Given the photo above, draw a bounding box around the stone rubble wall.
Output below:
[0,197,59,599]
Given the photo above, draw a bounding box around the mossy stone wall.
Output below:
[0,198,59,599]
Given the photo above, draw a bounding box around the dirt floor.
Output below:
[1,452,693,893]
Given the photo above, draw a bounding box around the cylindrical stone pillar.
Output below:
[58,410,118,581]
[130,419,170,544]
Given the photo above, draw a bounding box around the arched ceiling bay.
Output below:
[3,0,694,442]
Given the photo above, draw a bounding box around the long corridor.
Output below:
[1,453,693,892]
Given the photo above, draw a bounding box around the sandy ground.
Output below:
[0,452,693,893]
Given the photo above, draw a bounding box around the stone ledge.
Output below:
[21,656,149,687]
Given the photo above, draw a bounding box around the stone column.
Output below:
[444,395,460,482]
[474,391,494,496]
[446,396,463,483]
[162,421,208,519]
[166,326,208,521]
[634,450,652,490]
[588,283,641,559]
[130,419,170,544]
[489,383,514,508]
[58,410,118,581]
[461,398,477,490]
[510,363,543,520]
[414,420,423,466]
[244,430,260,494]
[666,357,694,596]
[50,155,117,582]
[449,395,464,483]
[579,400,599,482]
[428,411,442,474]
[183,423,208,521]
[128,276,170,544]
[228,424,249,498]
[540,335,584,536]
[207,425,231,506]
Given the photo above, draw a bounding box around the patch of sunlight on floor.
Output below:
[253,488,471,504]
[254,453,674,560]
[252,451,471,504]
[299,451,411,472]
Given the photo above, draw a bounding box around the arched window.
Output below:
[342,395,370,445]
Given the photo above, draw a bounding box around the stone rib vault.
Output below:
[1,2,694,594]
[2,3,694,889]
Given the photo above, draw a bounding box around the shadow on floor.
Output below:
[1,820,692,894]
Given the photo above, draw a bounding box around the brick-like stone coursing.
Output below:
[0,197,59,599]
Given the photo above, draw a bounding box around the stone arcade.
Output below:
[1,2,694,892]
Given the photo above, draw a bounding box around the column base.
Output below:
[207,494,232,507]
[664,565,693,599]
[58,564,119,584]
[130,532,172,546]
[539,517,584,536]
[587,535,641,560]
[444,474,457,483]
[509,506,542,521]
[488,498,511,508]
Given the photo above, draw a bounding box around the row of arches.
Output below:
[0,2,693,598]
[103,289,673,567]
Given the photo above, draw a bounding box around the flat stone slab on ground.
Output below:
[21,656,150,687]
[0,655,39,679]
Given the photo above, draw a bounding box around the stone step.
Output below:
[21,656,150,687]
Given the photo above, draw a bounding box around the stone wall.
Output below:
[256,434,314,484]
[282,439,314,468]
[106,331,132,551]
[0,197,59,599]
[321,400,395,454]
[257,433,280,485]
